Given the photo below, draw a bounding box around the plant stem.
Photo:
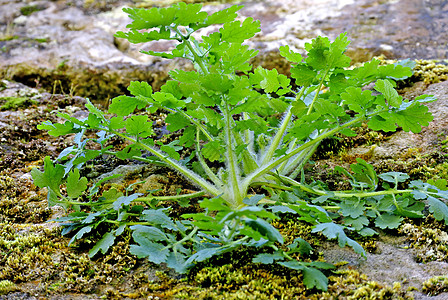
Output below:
[243,114,368,187]
[112,130,220,196]
[306,69,329,115]
[223,103,242,208]
[172,27,208,74]
[260,87,306,166]
[138,191,206,202]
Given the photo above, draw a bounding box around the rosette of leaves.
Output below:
[32,2,448,291]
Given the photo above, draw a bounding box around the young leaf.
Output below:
[66,169,88,199]
[31,156,64,192]
[279,45,303,63]
[374,79,402,108]
[219,17,261,43]
[125,115,153,138]
[205,5,242,25]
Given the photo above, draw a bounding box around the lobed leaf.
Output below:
[66,169,88,199]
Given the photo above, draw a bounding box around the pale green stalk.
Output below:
[112,130,220,196]
[243,114,368,188]
[223,103,243,208]
[259,87,307,166]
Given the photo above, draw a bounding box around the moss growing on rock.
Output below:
[422,275,448,296]
[0,280,16,295]
[399,216,448,263]
[0,96,37,111]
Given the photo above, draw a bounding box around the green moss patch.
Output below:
[0,96,37,111]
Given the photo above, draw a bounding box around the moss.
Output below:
[0,96,37,111]
[422,275,448,296]
[413,60,448,84]
[0,280,16,295]
[399,216,448,263]
[0,175,51,223]
[19,5,45,16]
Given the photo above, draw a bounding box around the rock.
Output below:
[3,0,447,102]
[323,235,448,300]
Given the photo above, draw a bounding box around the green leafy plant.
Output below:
[32,3,448,291]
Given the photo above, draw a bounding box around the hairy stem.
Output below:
[112,130,220,196]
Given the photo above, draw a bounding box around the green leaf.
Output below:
[37,120,79,136]
[350,158,378,189]
[378,172,409,184]
[201,140,224,162]
[166,252,188,274]
[174,2,207,26]
[141,209,177,230]
[165,112,190,132]
[66,169,88,199]
[394,101,433,133]
[302,267,329,291]
[205,5,242,25]
[131,225,168,242]
[220,17,261,43]
[130,240,169,264]
[245,218,283,244]
[89,232,115,257]
[243,194,265,206]
[374,79,402,107]
[253,252,285,264]
[251,66,289,93]
[344,216,369,231]
[186,246,225,264]
[326,32,351,69]
[31,156,64,192]
[109,95,150,117]
[160,140,183,160]
[428,196,448,223]
[125,115,153,138]
[374,213,403,229]
[288,237,313,255]
[305,36,330,70]
[379,62,413,80]
[121,6,176,30]
[279,45,303,63]
[113,193,141,210]
[153,92,185,109]
[115,28,171,43]
[200,73,233,93]
[68,226,92,245]
[341,87,374,113]
[339,199,365,218]
[312,223,365,256]
[290,64,317,86]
